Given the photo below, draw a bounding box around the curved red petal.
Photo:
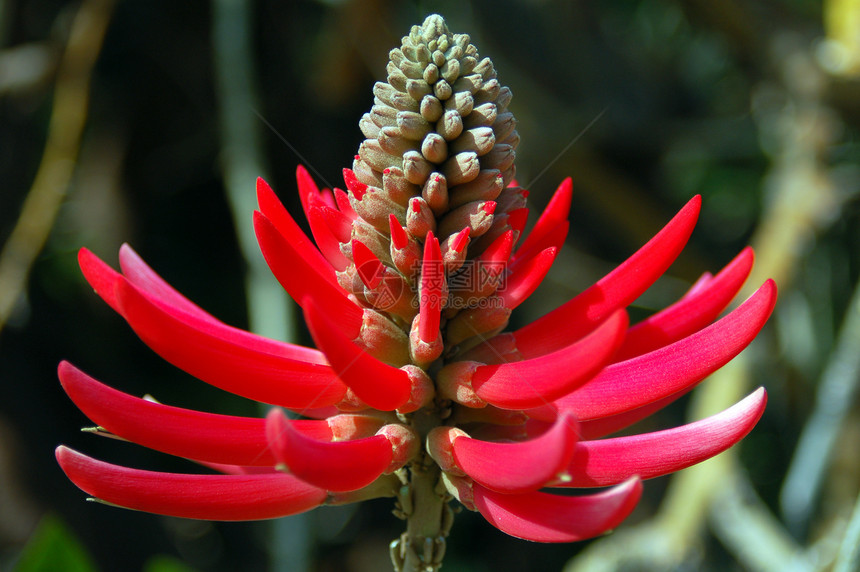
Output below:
[303,299,412,411]
[557,388,767,487]
[499,246,558,310]
[353,239,384,289]
[615,247,754,361]
[546,279,776,420]
[509,195,701,358]
[265,409,391,492]
[253,211,363,336]
[512,177,572,262]
[256,178,338,281]
[452,411,578,493]
[473,310,628,409]
[59,362,337,466]
[472,477,642,543]
[81,247,328,367]
[307,207,351,271]
[117,244,219,324]
[419,232,443,344]
[56,446,326,521]
[115,279,348,409]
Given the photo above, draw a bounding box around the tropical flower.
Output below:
[56,14,775,571]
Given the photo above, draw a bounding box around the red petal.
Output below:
[266,409,391,492]
[556,388,767,487]
[472,310,628,409]
[256,178,338,282]
[513,177,572,262]
[471,478,642,542]
[419,232,444,344]
[80,248,329,366]
[58,361,337,466]
[303,299,412,411]
[56,446,326,521]
[545,279,776,420]
[508,195,701,358]
[452,411,578,493]
[353,239,384,289]
[117,244,218,323]
[499,247,558,310]
[115,278,348,409]
[307,207,351,271]
[254,210,363,336]
[615,247,754,361]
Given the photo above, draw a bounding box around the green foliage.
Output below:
[13,514,97,572]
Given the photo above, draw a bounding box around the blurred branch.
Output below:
[834,488,860,572]
[781,277,860,536]
[0,0,115,335]
[210,1,307,571]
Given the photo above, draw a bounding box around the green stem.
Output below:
[391,408,453,572]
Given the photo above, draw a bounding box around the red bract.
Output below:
[56,14,775,568]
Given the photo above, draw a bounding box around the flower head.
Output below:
[57,14,775,568]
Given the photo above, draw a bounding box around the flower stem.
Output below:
[391,408,454,572]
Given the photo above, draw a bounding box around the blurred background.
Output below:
[1,0,859,570]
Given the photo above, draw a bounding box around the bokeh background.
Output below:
[2,0,859,570]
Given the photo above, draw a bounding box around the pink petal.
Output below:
[471,478,642,542]
[56,446,326,521]
[254,210,363,337]
[557,388,767,487]
[58,361,337,466]
[502,195,702,360]
[256,178,338,284]
[614,247,754,361]
[471,310,628,409]
[499,246,558,310]
[512,177,572,262]
[302,299,412,411]
[266,409,391,492]
[452,411,578,493]
[115,278,348,410]
[543,279,776,421]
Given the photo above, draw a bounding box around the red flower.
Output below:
[56,14,775,562]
